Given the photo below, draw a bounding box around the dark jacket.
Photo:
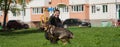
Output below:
[48,15,63,28]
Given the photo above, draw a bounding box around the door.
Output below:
[57,4,69,21]
[119,9,120,19]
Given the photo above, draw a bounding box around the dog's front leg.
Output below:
[50,38,58,44]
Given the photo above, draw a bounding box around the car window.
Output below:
[65,20,69,23]
[65,19,82,23]
[70,20,73,22]
[74,19,77,22]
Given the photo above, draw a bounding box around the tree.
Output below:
[2,0,11,30]
[0,0,31,30]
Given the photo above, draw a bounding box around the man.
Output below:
[44,9,63,43]
[48,9,63,28]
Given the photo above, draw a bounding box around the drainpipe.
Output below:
[22,0,26,22]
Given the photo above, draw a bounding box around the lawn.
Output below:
[0,27,120,47]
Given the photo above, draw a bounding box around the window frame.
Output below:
[91,5,96,13]
[103,5,108,13]
[71,5,84,12]
[0,11,2,16]
[32,7,43,14]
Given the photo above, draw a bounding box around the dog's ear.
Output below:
[52,25,55,30]
[49,25,55,30]
[41,23,49,31]
[49,25,55,34]
[44,27,48,31]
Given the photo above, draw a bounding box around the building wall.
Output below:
[24,7,31,22]
[69,0,89,21]
[70,4,89,20]
[69,0,88,5]
[0,11,3,23]
[0,11,8,25]
[89,0,120,27]
[29,0,49,7]
[49,0,69,21]
[1,0,120,27]
[90,19,113,27]
[28,0,49,27]
[89,0,116,4]
[90,4,116,19]
[7,0,49,28]
[29,0,49,21]
[30,7,41,21]
[50,0,69,7]
[0,16,4,23]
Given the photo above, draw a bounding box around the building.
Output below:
[69,0,89,21]
[26,0,49,28]
[0,0,31,26]
[7,0,49,28]
[49,0,69,21]
[89,0,120,27]
[0,11,5,24]
[1,0,120,27]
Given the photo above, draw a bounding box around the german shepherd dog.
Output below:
[42,23,74,45]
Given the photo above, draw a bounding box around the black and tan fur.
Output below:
[42,23,74,45]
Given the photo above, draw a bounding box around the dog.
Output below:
[42,23,74,45]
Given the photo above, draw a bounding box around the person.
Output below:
[39,8,49,30]
[48,9,63,28]
[39,8,49,28]
[40,14,49,25]
[45,9,63,43]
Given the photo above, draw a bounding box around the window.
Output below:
[116,4,120,11]
[71,5,84,12]
[116,4,120,19]
[103,5,108,13]
[13,12,16,16]
[21,11,25,16]
[61,6,68,12]
[91,5,96,13]
[32,7,43,14]
[0,11,2,16]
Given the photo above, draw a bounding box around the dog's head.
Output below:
[41,23,55,32]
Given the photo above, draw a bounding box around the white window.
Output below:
[103,5,108,13]
[61,6,68,12]
[32,7,43,14]
[71,5,84,12]
[0,11,2,16]
[116,4,120,11]
[91,5,96,13]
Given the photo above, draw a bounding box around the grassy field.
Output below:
[0,27,120,47]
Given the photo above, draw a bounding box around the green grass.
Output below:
[0,27,120,47]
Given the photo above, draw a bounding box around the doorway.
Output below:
[57,4,69,21]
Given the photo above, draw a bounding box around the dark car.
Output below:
[63,18,91,28]
[6,20,29,30]
[81,22,91,27]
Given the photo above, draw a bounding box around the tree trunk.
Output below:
[3,0,10,30]
[3,0,8,30]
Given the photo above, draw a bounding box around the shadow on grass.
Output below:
[0,28,44,36]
